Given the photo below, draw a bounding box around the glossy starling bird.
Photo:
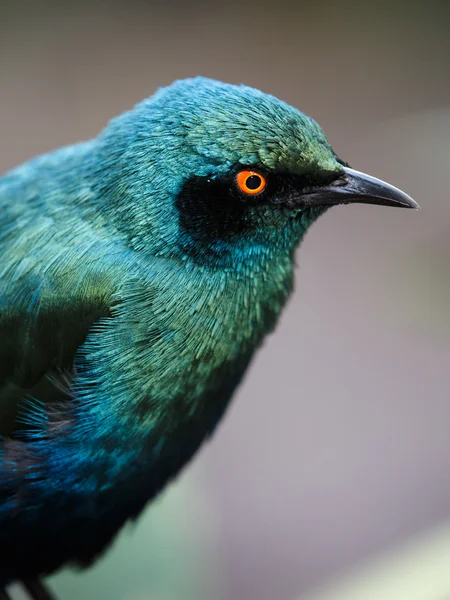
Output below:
[0,77,418,599]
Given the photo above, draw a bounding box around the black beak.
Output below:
[303,167,420,210]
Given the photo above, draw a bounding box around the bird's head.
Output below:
[95,77,418,267]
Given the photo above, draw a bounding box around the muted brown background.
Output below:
[1,1,450,599]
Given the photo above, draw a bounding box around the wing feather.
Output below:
[0,159,124,437]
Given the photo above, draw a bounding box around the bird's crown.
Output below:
[141,76,341,176]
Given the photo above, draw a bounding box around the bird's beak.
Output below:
[303,167,420,210]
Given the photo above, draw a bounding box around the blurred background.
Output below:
[1,1,450,599]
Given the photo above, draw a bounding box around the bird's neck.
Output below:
[78,240,298,442]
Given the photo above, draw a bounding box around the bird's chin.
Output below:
[296,204,330,224]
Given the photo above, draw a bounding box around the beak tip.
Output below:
[404,197,421,211]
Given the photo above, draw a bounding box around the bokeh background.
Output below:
[2,1,450,599]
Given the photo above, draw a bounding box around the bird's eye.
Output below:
[236,170,267,195]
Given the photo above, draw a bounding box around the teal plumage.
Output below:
[0,77,417,591]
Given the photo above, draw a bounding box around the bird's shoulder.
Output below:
[0,148,155,436]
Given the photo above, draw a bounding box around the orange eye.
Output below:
[236,170,267,195]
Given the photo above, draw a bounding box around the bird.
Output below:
[0,77,419,600]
